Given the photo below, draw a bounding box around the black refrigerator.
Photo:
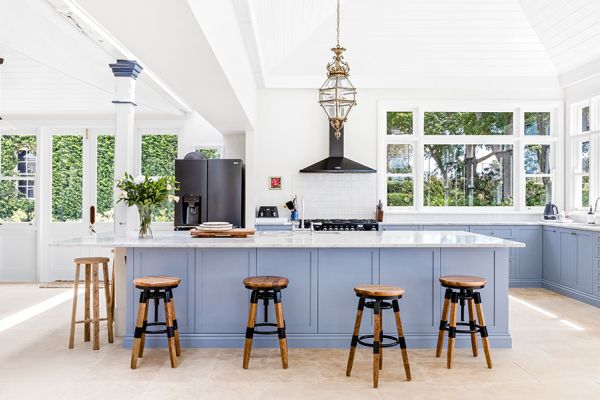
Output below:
[174,158,245,229]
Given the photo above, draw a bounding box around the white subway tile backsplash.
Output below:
[296,174,377,219]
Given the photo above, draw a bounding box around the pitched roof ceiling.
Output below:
[236,0,600,88]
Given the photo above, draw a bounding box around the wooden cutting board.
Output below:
[190,228,256,238]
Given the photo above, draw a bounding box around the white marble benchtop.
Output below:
[53,230,525,249]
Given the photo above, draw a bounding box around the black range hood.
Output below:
[300,126,375,173]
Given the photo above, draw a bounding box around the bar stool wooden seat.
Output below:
[436,275,492,369]
[69,257,113,350]
[346,284,411,388]
[242,276,289,369]
[131,276,182,369]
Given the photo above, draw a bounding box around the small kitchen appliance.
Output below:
[543,202,559,220]
[257,206,279,218]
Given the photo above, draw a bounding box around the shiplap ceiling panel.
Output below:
[518,0,600,73]
[242,0,558,88]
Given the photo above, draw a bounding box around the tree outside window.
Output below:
[141,134,178,222]
[0,135,37,222]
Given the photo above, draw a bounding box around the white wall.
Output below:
[178,111,224,157]
[255,85,563,221]
[223,133,246,161]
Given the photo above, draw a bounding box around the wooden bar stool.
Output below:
[435,275,492,369]
[346,285,411,388]
[131,276,182,369]
[69,257,114,350]
[242,276,289,369]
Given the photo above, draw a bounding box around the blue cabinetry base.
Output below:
[542,281,600,308]
[509,279,542,288]
[122,333,512,349]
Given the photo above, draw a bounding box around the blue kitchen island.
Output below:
[56,230,524,349]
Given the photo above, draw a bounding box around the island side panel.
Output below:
[125,248,195,347]
[195,248,257,335]
[379,249,441,339]
[256,249,317,334]
[439,248,511,347]
[317,248,379,335]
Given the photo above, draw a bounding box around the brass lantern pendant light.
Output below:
[318,0,357,140]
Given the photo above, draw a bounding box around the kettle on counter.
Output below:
[543,202,559,220]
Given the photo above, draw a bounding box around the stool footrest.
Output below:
[253,322,279,335]
[357,334,400,349]
[441,321,485,335]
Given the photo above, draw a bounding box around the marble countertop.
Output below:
[53,230,524,249]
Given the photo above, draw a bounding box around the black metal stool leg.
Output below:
[346,297,365,376]
[243,290,259,369]
[436,288,452,357]
[474,291,492,368]
[274,290,288,369]
[467,290,478,357]
[392,299,411,381]
[167,289,181,357]
[372,300,381,388]
[447,291,459,369]
[131,290,148,369]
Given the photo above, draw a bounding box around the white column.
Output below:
[109,60,143,236]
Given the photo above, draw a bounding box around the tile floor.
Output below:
[0,285,599,399]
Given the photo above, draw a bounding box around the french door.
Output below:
[42,128,115,282]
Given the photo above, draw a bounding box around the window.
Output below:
[570,101,596,210]
[52,135,83,222]
[380,102,559,211]
[424,144,513,207]
[0,135,37,222]
[96,135,115,222]
[141,134,178,222]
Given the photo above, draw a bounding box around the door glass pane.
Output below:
[423,144,513,206]
[526,177,552,206]
[582,106,590,132]
[524,145,551,174]
[387,144,413,173]
[52,135,83,222]
[96,135,115,222]
[387,176,413,206]
[0,135,37,222]
[424,112,513,135]
[387,112,413,135]
[524,112,550,136]
[141,134,178,222]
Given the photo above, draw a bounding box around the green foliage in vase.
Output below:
[116,173,179,208]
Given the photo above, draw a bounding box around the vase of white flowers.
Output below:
[116,174,179,238]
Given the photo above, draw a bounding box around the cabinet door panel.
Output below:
[257,249,316,333]
[577,232,593,294]
[318,249,377,334]
[133,249,195,333]
[380,249,438,334]
[559,231,577,288]
[195,249,256,333]
[543,228,559,283]
[516,227,542,280]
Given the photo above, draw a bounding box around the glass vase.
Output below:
[137,204,154,238]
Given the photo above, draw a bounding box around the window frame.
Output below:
[0,130,40,224]
[569,100,598,211]
[378,101,563,213]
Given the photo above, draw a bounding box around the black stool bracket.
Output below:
[357,334,400,349]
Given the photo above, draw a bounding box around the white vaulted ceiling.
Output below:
[518,0,600,74]
[238,0,559,88]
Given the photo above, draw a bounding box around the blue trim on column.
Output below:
[112,100,138,106]
[109,59,143,79]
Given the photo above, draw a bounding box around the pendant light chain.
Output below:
[336,0,340,47]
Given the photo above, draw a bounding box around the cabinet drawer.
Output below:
[595,283,600,298]
[596,259,600,271]
[596,246,600,258]
[596,271,600,284]
[470,228,513,238]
